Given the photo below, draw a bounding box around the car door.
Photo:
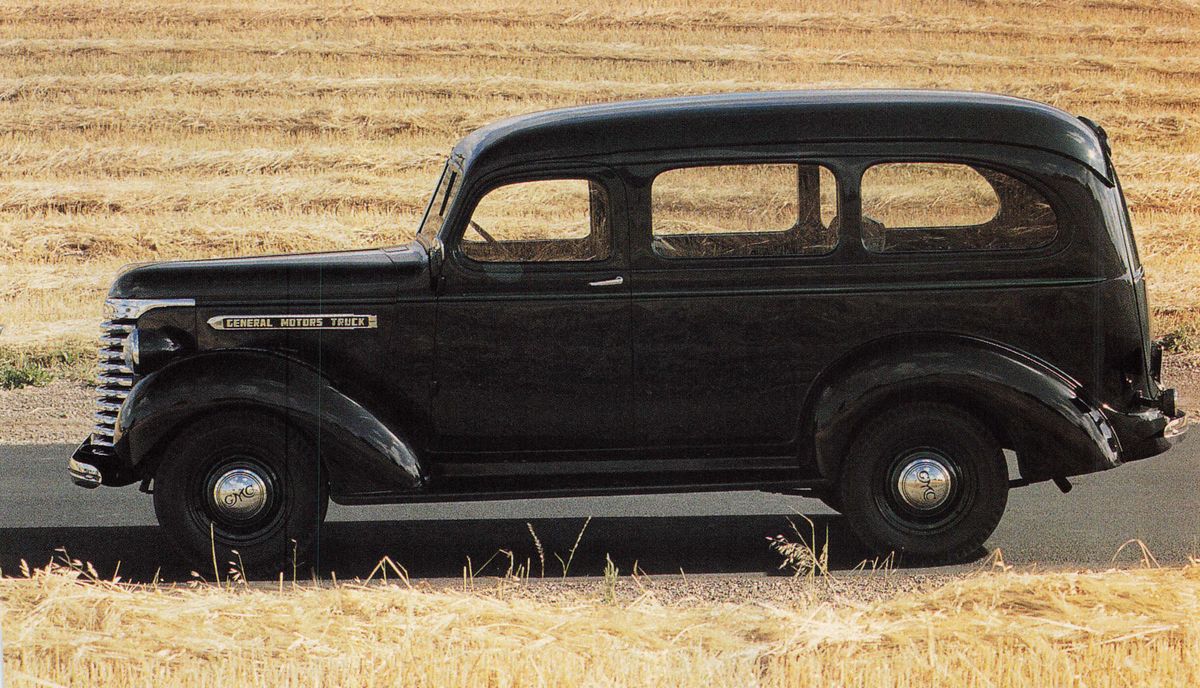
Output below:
[432,168,632,458]
[630,160,841,455]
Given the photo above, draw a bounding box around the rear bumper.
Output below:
[1120,409,1188,463]
[68,436,136,488]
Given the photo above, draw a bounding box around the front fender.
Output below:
[115,350,426,497]
[805,335,1120,482]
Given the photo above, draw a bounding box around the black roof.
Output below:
[453,90,1108,179]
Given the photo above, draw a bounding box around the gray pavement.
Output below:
[1,441,1196,580]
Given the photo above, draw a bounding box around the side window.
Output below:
[860,162,1058,253]
[651,163,838,259]
[461,179,610,263]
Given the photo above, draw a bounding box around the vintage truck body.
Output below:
[70,91,1187,570]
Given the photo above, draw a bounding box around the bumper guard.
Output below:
[68,454,103,488]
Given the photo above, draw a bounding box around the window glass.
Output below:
[651,163,838,259]
[860,162,1057,252]
[461,179,610,263]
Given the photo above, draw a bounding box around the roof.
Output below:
[452,90,1108,179]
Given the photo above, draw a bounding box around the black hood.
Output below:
[109,244,429,304]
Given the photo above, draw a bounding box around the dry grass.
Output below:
[0,0,1198,359]
[4,560,1200,686]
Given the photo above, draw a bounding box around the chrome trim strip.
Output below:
[104,298,195,320]
[207,314,378,330]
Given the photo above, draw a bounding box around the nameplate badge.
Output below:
[207,314,378,331]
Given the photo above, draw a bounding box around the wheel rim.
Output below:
[210,468,270,522]
[894,453,954,511]
[876,447,975,532]
[199,456,282,536]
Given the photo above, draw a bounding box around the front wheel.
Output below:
[836,402,1008,563]
[153,411,328,577]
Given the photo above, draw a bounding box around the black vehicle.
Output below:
[70,90,1187,571]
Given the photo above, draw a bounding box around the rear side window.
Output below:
[651,163,838,259]
[860,162,1057,253]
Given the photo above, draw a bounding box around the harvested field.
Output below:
[0,0,1198,359]
[3,561,1200,686]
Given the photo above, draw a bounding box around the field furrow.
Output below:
[0,104,497,136]
[3,74,1200,114]
[0,176,431,214]
[3,39,1200,79]
[1,3,1197,46]
[0,144,444,177]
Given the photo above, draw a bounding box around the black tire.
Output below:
[153,410,328,578]
[836,402,1008,563]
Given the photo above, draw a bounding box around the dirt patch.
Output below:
[1,357,1196,446]
[1165,353,1200,419]
[0,379,91,445]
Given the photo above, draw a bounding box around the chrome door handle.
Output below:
[588,276,624,287]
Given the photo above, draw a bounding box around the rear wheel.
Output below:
[837,402,1008,563]
[153,411,327,577]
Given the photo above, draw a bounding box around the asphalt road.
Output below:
[1,441,1196,581]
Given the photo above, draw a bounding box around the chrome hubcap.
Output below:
[210,468,269,521]
[895,455,954,511]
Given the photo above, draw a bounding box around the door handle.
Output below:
[588,276,624,287]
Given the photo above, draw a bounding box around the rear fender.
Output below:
[116,351,426,497]
[805,335,1120,482]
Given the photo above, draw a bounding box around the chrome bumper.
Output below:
[1165,413,1189,444]
[68,455,103,488]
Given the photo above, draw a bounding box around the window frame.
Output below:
[647,160,842,261]
[856,158,1062,256]
[624,144,1078,287]
[446,166,625,273]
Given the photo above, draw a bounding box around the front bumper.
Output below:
[69,436,135,488]
[68,453,103,488]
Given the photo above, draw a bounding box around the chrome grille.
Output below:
[93,318,135,452]
[90,297,195,451]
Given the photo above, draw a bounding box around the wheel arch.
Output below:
[115,349,427,498]
[801,333,1121,483]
